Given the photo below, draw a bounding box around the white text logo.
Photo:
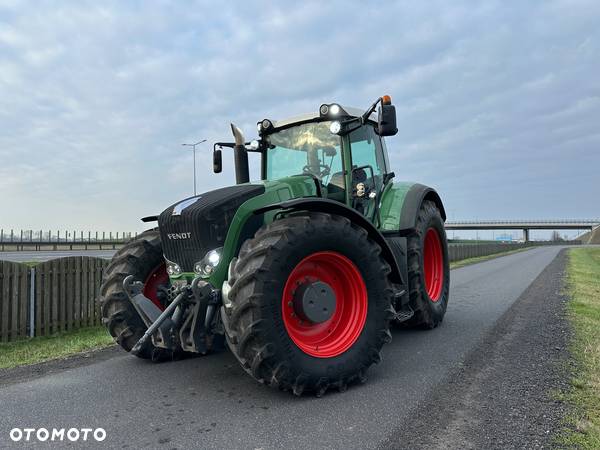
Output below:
[10,428,107,442]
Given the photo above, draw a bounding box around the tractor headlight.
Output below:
[320,103,344,117]
[329,121,341,134]
[194,247,223,277]
[166,259,182,277]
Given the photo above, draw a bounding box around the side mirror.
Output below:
[377,104,397,136]
[213,149,222,173]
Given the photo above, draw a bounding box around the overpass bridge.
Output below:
[444,220,600,242]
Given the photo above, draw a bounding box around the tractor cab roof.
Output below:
[259,104,378,134]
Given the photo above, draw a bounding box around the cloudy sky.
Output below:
[1,0,599,235]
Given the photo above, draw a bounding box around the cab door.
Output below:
[347,125,388,222]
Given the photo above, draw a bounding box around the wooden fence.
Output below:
[0,257,108,342]
[0,261,30,342]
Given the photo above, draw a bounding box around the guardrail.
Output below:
[448,241,580,262]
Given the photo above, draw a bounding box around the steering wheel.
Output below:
[302,164,330,178]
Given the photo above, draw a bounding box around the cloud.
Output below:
[0,0,599,233]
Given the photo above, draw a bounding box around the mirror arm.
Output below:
[361,97,383,123]
[214,141,265,153]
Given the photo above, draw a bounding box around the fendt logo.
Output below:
[167,232,192,240]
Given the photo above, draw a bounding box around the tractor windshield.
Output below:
[264,121,344,192]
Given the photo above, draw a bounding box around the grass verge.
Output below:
[0,326,114,370]
[449,246,534,269]
[559,248,600,448]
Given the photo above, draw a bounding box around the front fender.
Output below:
[255,198,405,286]
[380,182,446,236]
[208,176,318,288]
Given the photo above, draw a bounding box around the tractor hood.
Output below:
[158,184,265,272]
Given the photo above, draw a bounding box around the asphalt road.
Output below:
[0,246,564,449]
[0,250,116,262]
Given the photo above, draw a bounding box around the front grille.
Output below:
[158,185,265,271]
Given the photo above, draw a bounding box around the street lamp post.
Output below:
[182,139,207,196]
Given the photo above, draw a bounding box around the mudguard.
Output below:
[379,182,446,236]
[255,197,405,286]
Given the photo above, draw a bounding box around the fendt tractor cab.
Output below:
[99,95,450,396]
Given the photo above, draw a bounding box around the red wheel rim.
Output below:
[423,228,444,302]
[281,251,368,358]
[143,263,168,311]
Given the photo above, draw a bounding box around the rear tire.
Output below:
[222,212,394,396]
[405,200,450,328]
[99,229,169,360]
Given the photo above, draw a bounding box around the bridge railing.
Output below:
[0,229,138,251]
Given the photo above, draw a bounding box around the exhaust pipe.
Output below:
[230,123,249,184]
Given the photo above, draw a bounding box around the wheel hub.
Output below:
[281,251,368,358]
[293,280,336,324]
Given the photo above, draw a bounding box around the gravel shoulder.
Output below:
[381,249,570,449]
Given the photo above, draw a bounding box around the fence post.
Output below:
[29,267,36,338]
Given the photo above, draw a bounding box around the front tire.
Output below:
[99,229,169,359]
[222,213,394,396]
[405,200,450,328]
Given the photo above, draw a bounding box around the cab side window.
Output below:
[349,126,386,191]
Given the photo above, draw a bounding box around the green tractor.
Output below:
[99,95,450,396]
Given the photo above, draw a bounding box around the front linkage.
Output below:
[123,275,222,357]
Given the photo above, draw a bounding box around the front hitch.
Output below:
[130,283,189,356]
[123,276,222,357]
